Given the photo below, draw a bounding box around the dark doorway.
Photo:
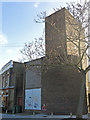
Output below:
[88,93,90,105]
[18,97,22,106]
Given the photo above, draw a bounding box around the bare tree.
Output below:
[20,34,45,62]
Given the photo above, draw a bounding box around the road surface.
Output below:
[0,113,88,120]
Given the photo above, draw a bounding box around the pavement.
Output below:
[0,112,89,120]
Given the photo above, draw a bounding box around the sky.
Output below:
[0,0,80,69]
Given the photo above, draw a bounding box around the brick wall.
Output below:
[25,59,41,89]
[41,65,87,115]
[45,8,67,58]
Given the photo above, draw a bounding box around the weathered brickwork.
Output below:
[25,59,41,89]
[41,65,87,114]
[45,8,67,59]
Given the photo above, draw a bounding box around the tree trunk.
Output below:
[76,72,86,118]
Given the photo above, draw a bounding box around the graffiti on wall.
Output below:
[25,88,41,110]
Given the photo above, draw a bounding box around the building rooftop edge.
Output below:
[45,7,66,19]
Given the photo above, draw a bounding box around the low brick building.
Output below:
[24,58,87,115]
[0,60,24,112]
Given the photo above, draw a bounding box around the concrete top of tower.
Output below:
[46,7,66,18]
[45,7,80,26]
[45,7,69,19]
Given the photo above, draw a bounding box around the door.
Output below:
[18,97,22,106]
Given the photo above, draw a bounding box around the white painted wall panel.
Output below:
[25,88,41,110]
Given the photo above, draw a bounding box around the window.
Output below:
[3,77,5,88]
[6,75,9,87]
